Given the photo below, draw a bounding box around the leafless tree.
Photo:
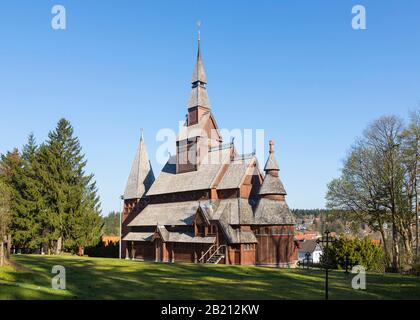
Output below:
[327,114,420,271]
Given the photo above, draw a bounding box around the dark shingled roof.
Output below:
[264,153,279,171]
[124,132,155,200]
[253,198,295,225]
[188,37,210,109]
[122,232,154,242]
[146,147,231,196]
[218,204,257,244]
[298,240,322,253]
[188,85,211,109]
[259,174,287,196]
[192,38,207,84]
[216,156,256,190]
[128,200,205,226]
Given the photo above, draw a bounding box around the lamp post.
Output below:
[317,230,337,300]
[119,195,124,259]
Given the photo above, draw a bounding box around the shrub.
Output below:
[411,256,420,276]
[85,238,119,258]
[321,236,384,272]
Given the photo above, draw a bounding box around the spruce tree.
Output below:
[12,134,44,251]
[0,179,12,266]
[37,118,102,254]
[0,136,45,252]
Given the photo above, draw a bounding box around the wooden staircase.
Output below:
[199,245,226,264]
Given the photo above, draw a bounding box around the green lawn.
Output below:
[0,254,419,300]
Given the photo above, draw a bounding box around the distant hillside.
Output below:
[102,211,120,236]
[291,209,331,218]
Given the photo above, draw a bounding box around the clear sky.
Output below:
[1,1,419,215]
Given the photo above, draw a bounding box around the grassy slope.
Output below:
[0,254,419,300]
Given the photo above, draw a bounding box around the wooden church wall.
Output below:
[254,225,297,266]
[132,242,155,261]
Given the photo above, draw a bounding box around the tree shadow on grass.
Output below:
[7,255,420,300]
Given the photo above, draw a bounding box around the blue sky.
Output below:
[1,1,419,215]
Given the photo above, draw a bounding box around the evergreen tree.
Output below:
[12,134,44,251]
[65,180,103,254]
[0,179,12,266]
[0,136,45,252]
[37,119,102,254]
[102,211,121,236]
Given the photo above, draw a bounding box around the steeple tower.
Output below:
[187,31,211,124]
[259,140,287,199]
[176,30,222,174]
[192,29,207,84]
[124,130,155,200]
[254,139,295,225]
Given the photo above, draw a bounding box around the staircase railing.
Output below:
[199,244,227,263]
[204,245,226,264]
[199,244,216,263]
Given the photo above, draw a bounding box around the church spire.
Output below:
[259,140,287,197]
[188,30,210,109]
[264,140,280,172]
[124,130,155,200]
[192,31,207,84]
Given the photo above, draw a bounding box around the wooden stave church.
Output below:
[121,37,298,267]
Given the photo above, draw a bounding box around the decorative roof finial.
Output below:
[269,140,275,154]
[140,128,144,141]
[197,20,202,42]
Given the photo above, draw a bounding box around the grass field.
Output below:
[0,254,419,300]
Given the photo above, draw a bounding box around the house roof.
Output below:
[167,231,215,244]
[217,156,256,190]
[146,147,231,196]
[122,232,154,242]
[128,200,207,226]
[127,198,259,244]
[210,198,255,225]
[188,85,211,109]
[253,198,295,225]
[177,112,222,142]
[124,230,216,244]
[264,152,279,171]
[218,205,258,244]
[299,240,322,253]
[258,173,287,196]
[123,132,155,200]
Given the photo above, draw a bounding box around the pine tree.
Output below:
[37,119,102,254]
[0,136,45,252]
[12,134,44,251]
[0,180,12,266]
